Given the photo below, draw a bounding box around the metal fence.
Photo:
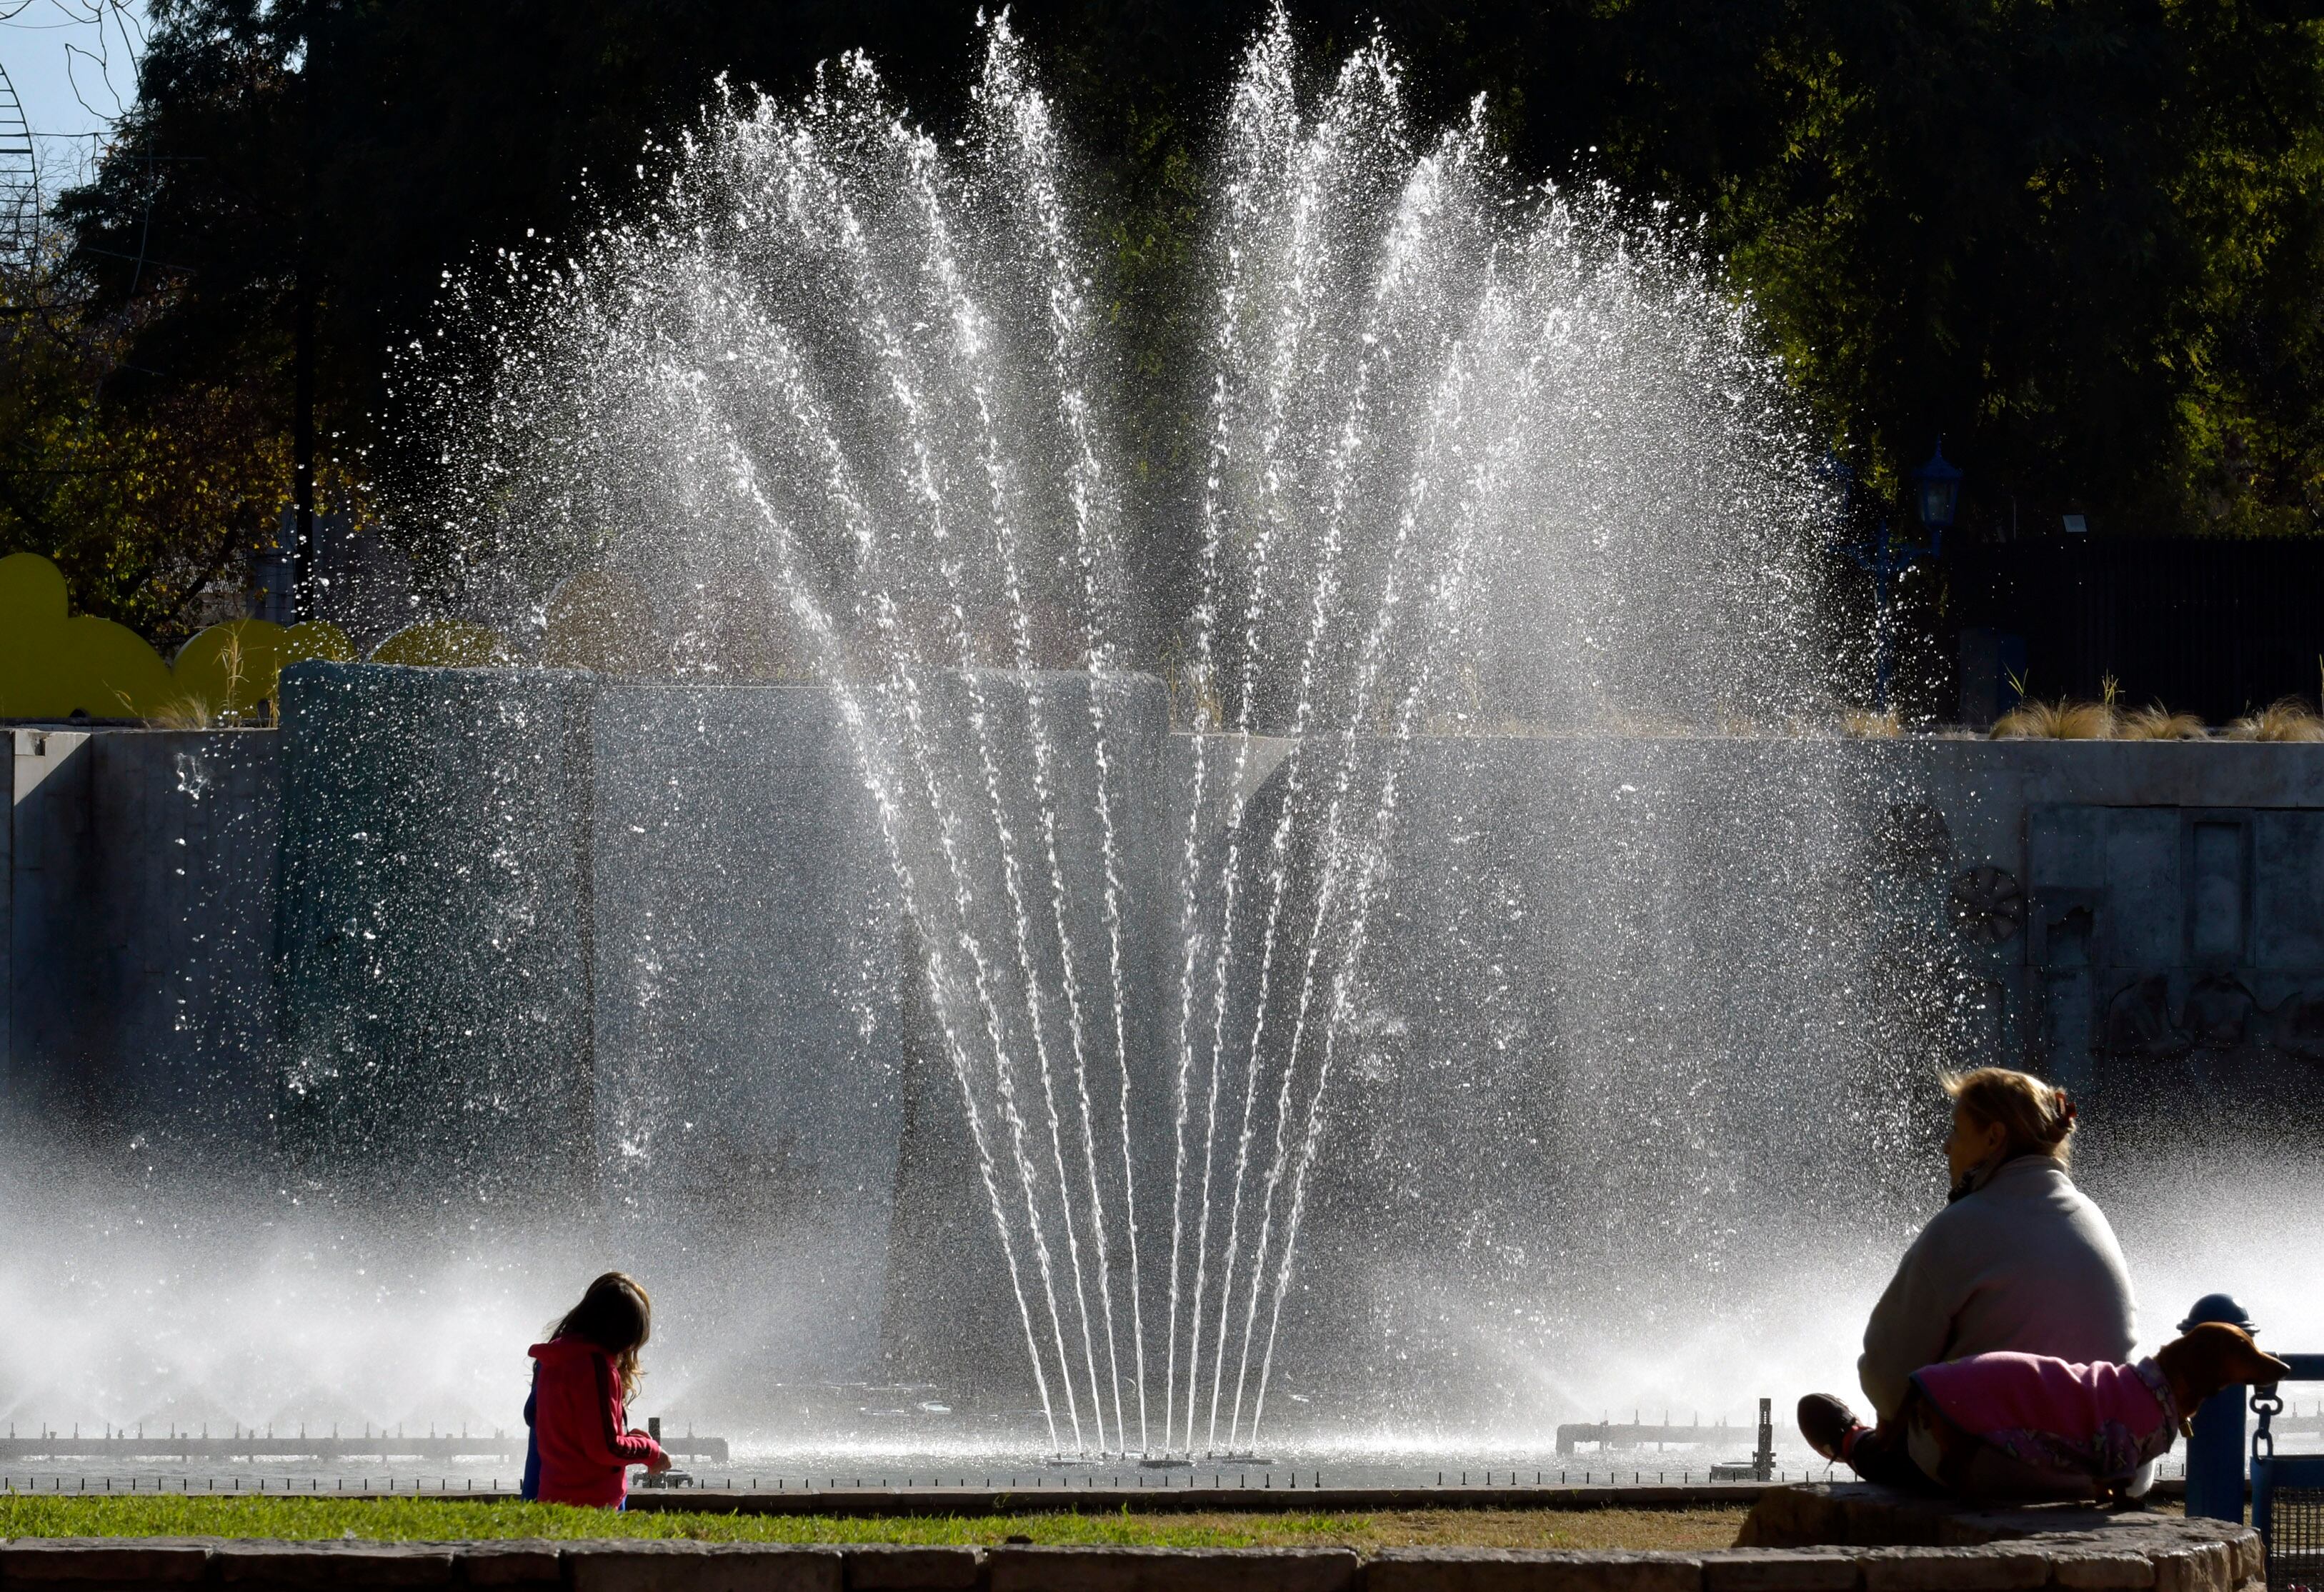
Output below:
[2182,1296,2324,1592]
[2255,1381,2324,1592]
[1951,540,2324,724]
[2265,1481,2324,1592]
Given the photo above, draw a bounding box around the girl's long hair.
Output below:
[550,1271,652,1399]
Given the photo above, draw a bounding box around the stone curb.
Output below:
[560,1542,839,1592]
[1369,1548,1705,1592]
[843,1547,980,1591]
[985,1546,1360,1592]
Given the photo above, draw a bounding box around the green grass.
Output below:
[0,1496,1750,1551]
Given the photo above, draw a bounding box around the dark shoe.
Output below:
[1797,1392,1864,1462]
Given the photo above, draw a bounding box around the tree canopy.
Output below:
[12,0,2324,651]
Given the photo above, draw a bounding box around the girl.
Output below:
[521,1272,669,1506]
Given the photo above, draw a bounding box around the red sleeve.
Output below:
[592,1353,666,1467]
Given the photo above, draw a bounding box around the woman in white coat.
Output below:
[1800,1067,2139,1483]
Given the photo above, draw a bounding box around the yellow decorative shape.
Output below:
[0,551,179,719]
[539,569,668,676]
[370,618,516,668]
[163,621,355,724]
[281,621,357,668]
[3,550,501,722]
[0,549,67,619]
[171,620,287,717]
[163,617,360,719]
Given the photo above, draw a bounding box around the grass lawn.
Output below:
[0,1496,1751,1551]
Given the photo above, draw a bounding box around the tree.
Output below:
[1300,0,2324,537]
[0,239,290,644]
[31,0,2324,651]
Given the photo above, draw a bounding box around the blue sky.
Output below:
[2,0,145,193]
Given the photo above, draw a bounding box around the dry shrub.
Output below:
[1842,709,1901,738]
[1989,701,2049,739]
[144,696,215,730]
[2225,697,2324,741]
[2118,704,2209,740]
[1169,661,1225,731]
[1990,699,2118,739]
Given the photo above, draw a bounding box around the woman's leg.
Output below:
[1800,1392,1940,1490]
[1845,1422,1939,1490]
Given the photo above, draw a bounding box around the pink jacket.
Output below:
[527,1338,665,1506]
[1912,1351,2177,1482]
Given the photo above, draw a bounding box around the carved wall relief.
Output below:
[2025,805,2324,1119]
[1949,865,2024,946]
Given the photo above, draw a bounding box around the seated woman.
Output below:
[1799,1067,2140,1492]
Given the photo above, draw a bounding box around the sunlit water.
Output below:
[5,13,2318,1463]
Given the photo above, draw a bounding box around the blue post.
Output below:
[2183,1293,2257,1521]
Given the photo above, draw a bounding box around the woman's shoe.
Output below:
[1797,1392,1865,1462]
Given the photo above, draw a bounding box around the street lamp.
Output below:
[1831,441,1958,714]
[1912,442,1963,533]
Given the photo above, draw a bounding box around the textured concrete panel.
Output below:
[274,661,597,1204]
[588,681,905,1383]
[4,725,281,1143]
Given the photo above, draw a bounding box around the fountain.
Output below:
[6,12,2317,1479]
[384,11,1910,1459]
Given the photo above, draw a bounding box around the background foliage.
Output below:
[8,0,2324,652]
[1,249,290,641]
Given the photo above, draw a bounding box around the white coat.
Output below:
[1857,1154,2139,1421]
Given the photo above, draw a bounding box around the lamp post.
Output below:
[1833,442,1959,714]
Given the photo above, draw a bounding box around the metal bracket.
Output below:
[2253,1383,2283,1464]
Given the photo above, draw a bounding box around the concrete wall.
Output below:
[1895,739,2324,1121]
[871,671,1183,1392]
[34,716,2323,1154]
[4,725,282,1146]
[274,664,600,1203]
[1225,735,2324,1414]
[586,681,904,1382]
[268,664,915,1386]
[13,676,2324,1396]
